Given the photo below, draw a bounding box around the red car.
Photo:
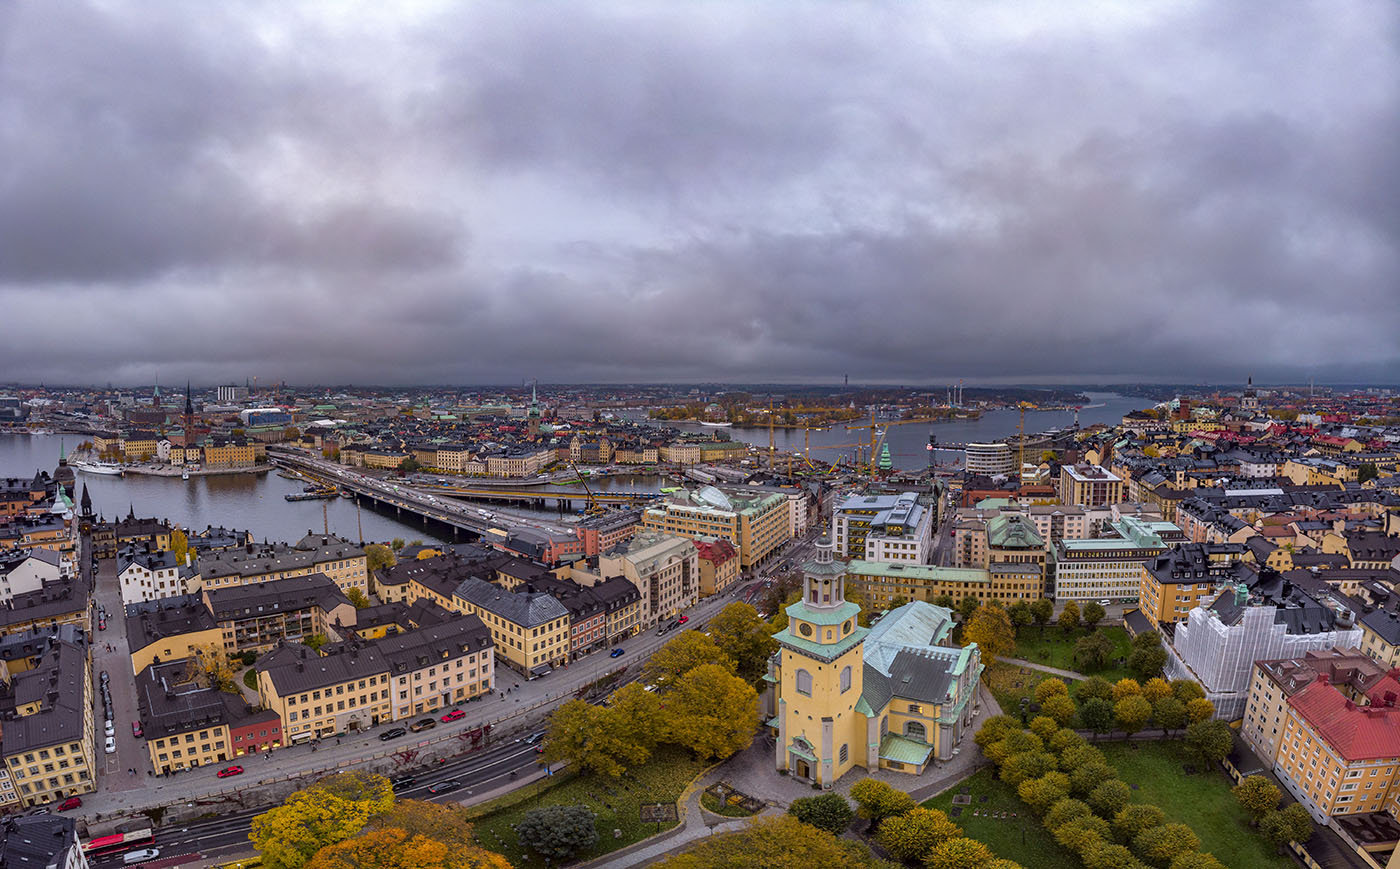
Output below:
[58,797,82,811]
[216,766,243,778]
[440,709,465,723]
[677,615,689,625]
[132,721,143,738]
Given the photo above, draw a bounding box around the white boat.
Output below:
[181,467,190,480]
[75,461,124,476]
[699,421,733,427]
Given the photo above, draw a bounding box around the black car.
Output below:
[427,779,462,794]
[378,727,407,741]
[390,776,416,791]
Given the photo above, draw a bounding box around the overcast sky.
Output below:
[1,2,1397,387]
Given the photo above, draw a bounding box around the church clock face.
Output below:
[798,622,813,637]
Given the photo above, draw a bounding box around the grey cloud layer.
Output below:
[0,1,1396,385]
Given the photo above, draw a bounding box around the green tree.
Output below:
[788,793,854,836]
[1184,720,1232,767]
[1114,695,1153,737]
[656,815,887,868]
[1058,742,1107,772]
[1358,463,1379,484]
[642,631,735,689]
[1171,680,1205,704]
[974,716,1021,752]
[1007,600,1032,632]
[1186,698,1215,724]
[1044,798,1093,832]
[1088,780,1133,818]
[1134,824,1200,867]
[1140,677,1172,702]
[1029,716,1060,742]
[707,602,779,683]
[1075,630,1115,671]
[608,682,665,751]
[925,837,997,869]
[965,602,1016,664]
[1232,775,1282,823]
[516,805,598,861]
[1076,676,1115,704]
[1113,804,1166,841]
[1000,750,1057,788]
[849,778,917,830]
[985,731,1044,766]
[957,595,981,622]
[390,538,405,551]
[346,588,371,609]
[1259,804,1313,851]
[1018,771,1071,815]
[1083,842,1146,869]
[1112,678,1142,701]
[1059,601,1081,634]
[1054,815,1111,854]
[303,634,328,652]
[663,663,757,761]
[934,593,956,610]
[365,543,396,573]
[1082,601,1106,629]
[1041,694,1078,727]
[1129,645,1168,680]
[1069,763,1118,799]
[1035,678,1069,704]
[1030,598,1055,634]
[307,800,511,869]
[1152,697,1186,734]
[1132,631,1162,651]
[1048,728,1086,755]
[876,806,961,862]
[1080,697,1115,738]
[542,700,649,778]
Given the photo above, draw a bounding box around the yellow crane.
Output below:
[1016,401,1039,482]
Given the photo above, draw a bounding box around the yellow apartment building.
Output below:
[452,577,570,678]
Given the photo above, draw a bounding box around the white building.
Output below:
[1166,577,1362,720]
[0,550,63,603]
[831,492,934,564]
[1050,517,1167,602]
[964,442,1014,476]
[117,546,192,605]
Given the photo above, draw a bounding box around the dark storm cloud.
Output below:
[0,1,1396,386]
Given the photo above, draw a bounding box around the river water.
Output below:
[0,392,1138,541]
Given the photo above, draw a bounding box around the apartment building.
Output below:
[0,550,61,604]
[1059,464,1125,508]
[964,442,1014,476]
[256,643,392,742]
[831,492,934,564]
[0,816,87,868]
[695,538,740,597]
[126,596,224,674]
[196,534,368,596]
[598,530,698,628]
[574,509,642,557]
[1242,649,1400,822]
[1137,543,1250,628]
[136,658,281,774]
[0,638,95,808]
[845,561,1042,610]
[0,581,89,640]
[1027,505,1089,545]
[483,448,554,478]
[117,544,193,605]
[641,485,790,569]
[1050,517,1168,603]
[451,577,570,678]
[203,573,356,653]
[380,615,495,720]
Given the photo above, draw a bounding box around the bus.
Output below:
[83,827,155,860]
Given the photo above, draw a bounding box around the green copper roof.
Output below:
[987,513,1043,549]
[847,560,990,584]
[879,733,933,766]
[774,625,866,662]
[784,597,861,626]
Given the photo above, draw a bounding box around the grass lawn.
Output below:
[923,767,1078,869]
[464,746,710,867]
[985,662,1072,721]
[1012,625,1134,682]
[1101,741,1291,869]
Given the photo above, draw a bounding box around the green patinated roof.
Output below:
[854,696,877,717]
[766,716,780,729]
[987,513,1043,549]
[879,733,933,766]
[774,625,866,662]
[783,597,861,626]
[847,560,989,584]
[974,497,1016,510]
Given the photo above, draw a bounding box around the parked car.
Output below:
[103,736,116,754]
[677,615,689,625]
[609,648,625,658]
[104,721,115,738]
[440,709,465,723]
[132,721,143,738]
[57,797,81,811]
[216,765,243,778]
[410,718,437,732]
[427,779,462,794]
[379,727,407,741]
[1097,599,1112,607]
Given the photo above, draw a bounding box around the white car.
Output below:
[104,721,115,737]
[124,849,161,865]
[103,736,116,754]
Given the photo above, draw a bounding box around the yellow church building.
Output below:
[767,537,982,787]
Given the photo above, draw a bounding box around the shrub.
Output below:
[788,793,854,836]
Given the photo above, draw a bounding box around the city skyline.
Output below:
[1,1,1397,386]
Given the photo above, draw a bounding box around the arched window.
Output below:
[795,669,812,697]
[840,666,852,693]
[905,721,927,742]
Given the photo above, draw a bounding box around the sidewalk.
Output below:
[998,656,1085,680]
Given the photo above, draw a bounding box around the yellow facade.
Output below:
[129,626,224,675]
[147,724,233,774]
[122,436,159,460]
[845,562,1042,610]
[259,670,393,742]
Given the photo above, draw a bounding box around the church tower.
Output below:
[527,380,541,440]
[771,536,867,787]
[183,381,196,443]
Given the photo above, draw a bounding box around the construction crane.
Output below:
[567,458,603,514]
[1016,401,1039,483]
